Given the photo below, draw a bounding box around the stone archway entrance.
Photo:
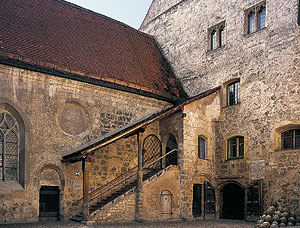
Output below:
[221,183,245,220]
[165,134,178,166]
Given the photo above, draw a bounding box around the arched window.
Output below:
[143,134,162,169]
[211,30,217,50]
[228,136,244,159]
[282,129,300,149]
[227,80,240,106]
[219,26,225,47]
[258,7,266,30]
[248,11,255,34]
[208,21,225,51]
[0,111,19,181]
[198,136,206,159]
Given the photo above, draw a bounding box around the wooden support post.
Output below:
[82,157,91,222]
[135,130,144,221]
[137,130,143,191]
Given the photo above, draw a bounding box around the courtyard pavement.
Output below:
[0,220,255,228]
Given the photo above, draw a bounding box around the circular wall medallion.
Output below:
[57,102,89,136]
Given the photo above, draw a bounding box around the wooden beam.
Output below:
[135,130,144,221]
[82,157,91,221]
[137,131,144,191]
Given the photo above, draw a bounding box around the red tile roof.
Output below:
[0,0,185,100]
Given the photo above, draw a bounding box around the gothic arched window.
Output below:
[0,111,19,181]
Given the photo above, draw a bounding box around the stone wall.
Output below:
[0,64,172,223]
[91,166,181,223]
[64,121,162,218]
[181,92,220,219]
[141,0,300,216]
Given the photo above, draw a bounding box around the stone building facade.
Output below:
[141,0,300,220]
[0,0,300,224]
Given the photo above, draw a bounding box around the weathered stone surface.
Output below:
[142,0,300,218]
[0,64,172,223]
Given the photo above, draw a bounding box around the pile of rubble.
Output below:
[256,203,300,227]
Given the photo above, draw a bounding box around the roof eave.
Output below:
[61,86,221,163]
[0,55,178,104]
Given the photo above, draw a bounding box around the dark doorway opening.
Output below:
[166,135,178,166]
[221,183,245,220]
[192,184,202,217]
[204,182,216,219]
[39,186,60,221]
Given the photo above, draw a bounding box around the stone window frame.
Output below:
[0,103,25,187]
[281,129,300,149]
[245,1,266,35]
[221,78,241,108]
[227,80,240,106]
[198,135,207,159]
[0,111,19,181]
[274,124,300,151]
[222,78,241,107]
[207,20,226,51]
[227,136,245,160]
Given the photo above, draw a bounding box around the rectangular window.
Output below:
[227,81,240,106]
[258,7,266,29]
[245,2,266,35]
[282,129,300,149]
[298,0,300,25]
[198,136,206,159]
[208,21,225,51]
[228,136,244,159]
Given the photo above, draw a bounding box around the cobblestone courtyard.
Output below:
[0,220,255,228]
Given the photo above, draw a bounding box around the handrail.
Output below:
[72,148,180,210]
[143,149,180,170]
[72,165,138,206]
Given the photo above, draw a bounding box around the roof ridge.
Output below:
[56,0,154,39]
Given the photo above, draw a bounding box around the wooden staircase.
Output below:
[70,168,160,222]
[69,149,178,222]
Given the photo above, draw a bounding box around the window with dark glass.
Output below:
[245,2,266,35]
[227,81,240,106]
[282,129,300,149]
[258,7,266,29]
[228,136,244,159]
[298,0,300,25]
[248,12,256,34]
[0,111,19,181]
[208,21,225,51]
[219,26,225,47]
[211,30,217,50]
[198,136,206,159]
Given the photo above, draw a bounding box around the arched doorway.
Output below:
[221,183,245,220]
[165,134,178,166]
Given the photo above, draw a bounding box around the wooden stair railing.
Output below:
[70,149,180,221]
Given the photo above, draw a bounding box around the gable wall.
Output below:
[0,64,172,223]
